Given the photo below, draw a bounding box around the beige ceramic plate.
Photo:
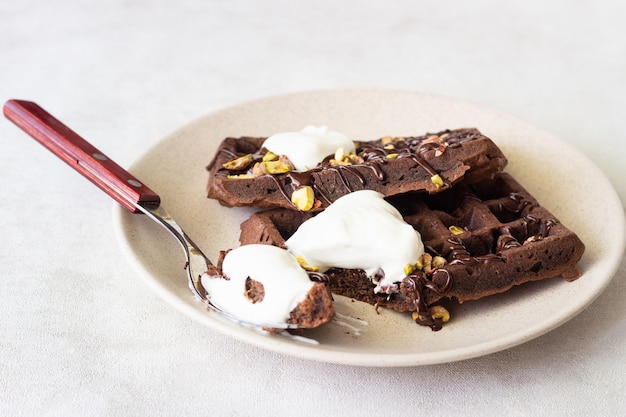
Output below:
[113,90,624,366]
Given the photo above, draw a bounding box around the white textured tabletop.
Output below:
[1,1,625,416]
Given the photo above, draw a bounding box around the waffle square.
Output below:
[238,172,585,330]
[207,128,507,210]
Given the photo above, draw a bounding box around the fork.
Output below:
[3,99,302,330]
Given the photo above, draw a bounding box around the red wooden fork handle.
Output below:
[3,99,160,213]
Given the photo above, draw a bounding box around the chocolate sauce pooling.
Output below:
[402,269,452,331]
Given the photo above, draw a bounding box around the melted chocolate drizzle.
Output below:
[307,271,330,283]
[402,269,452,331]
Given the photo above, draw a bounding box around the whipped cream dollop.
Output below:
[285,190,425,292]
[200,244,314,325]
[262,125,355,172]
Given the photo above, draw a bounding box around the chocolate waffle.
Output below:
[238,172,585,330]
[207,128,507,210]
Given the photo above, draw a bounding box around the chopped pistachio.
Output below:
[386,153,398,159]
[430,174,444,188]
[412,305,450,323]
[429,305,450,322]
[296,256,320,272]
[381,135,405,145]
[334,147,346,162]
[330,158,351,167]
[404,263,416,276]
[262,151,278,162]
[431,256,447,270]
[449,225,465,235]
[421,253,433,274]
[331,147,355,166]
[263,159,292,174]
[291,186,315,211]
[251,162,266,177]
[524,235,543,245]
[222,154,254,171]
[415,258,424,271]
